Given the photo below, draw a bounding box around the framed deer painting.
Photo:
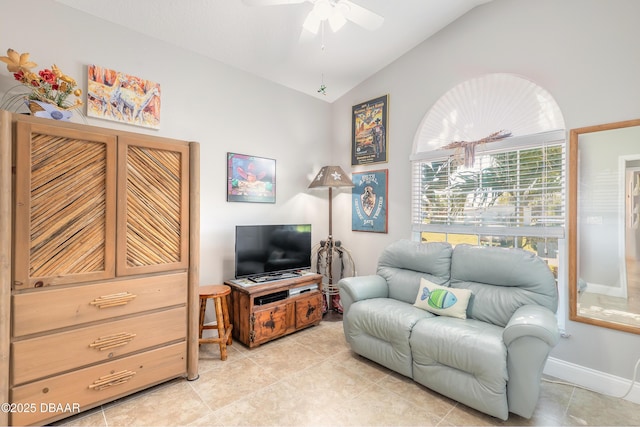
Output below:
[87,65,161,129]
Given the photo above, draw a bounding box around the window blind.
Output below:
[411,130,566,238]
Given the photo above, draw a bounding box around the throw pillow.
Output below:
[413,278,472,319]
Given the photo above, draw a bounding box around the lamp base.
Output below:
[312,236,356,314]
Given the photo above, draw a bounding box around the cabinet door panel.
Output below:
[117,137,189,275]
[295,293,323,328]
[253,305,287,344]
[13,121,117,290]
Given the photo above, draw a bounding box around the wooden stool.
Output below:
[199,285,233,360]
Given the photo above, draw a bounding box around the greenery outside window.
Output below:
[411,131,565,274]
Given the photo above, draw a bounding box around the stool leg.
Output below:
[214,296,228,361]
[221,294,233,346]
[198,296,207,339]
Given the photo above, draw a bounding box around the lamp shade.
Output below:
[308,166,354,189]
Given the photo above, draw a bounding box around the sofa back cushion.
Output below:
[377,240,452,304]
[451,244,558,327]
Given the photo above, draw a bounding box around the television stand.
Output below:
[225,273,323,348]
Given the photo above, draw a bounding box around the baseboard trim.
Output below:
[544,357,640,404]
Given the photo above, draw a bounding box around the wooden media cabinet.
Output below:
[225,273,323,348]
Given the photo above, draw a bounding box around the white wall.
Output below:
[0,0,333,284]
[331,0,640,384]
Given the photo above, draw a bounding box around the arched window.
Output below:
[411,73,566,280]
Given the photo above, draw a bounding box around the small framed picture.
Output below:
[227,153,276,203]
[352,94,388,165]
[352,169,388,233]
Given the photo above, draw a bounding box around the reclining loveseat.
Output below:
[338,239,559,420]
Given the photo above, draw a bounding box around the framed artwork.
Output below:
[352,169,388,233]
[352,94,388,165]
[87,64,161,129]
[227,153,276,203]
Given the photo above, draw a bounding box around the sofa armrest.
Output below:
[338,275,388,315]
[503,305,559,347]
[503,305,560,418]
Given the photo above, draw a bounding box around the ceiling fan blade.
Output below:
[242,0,307,6]
[340,0,384,31]
[302,10,321,34]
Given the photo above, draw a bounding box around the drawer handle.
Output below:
[88,369,136,391]
[90,292,137,308]
[89,332,137,351]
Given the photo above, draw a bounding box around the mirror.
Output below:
[569,118,640,333]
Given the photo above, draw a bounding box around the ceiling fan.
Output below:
[242,0,384,34]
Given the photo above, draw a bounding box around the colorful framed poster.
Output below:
[87,64,161,129]
[227,153,276,203]
[352,94,388,165]
[352,169,388,233]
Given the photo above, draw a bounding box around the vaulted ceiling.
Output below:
[55,0,492,102]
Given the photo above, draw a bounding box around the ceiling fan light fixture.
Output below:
[328,8,347,32]
[313,0,332,20]
[335,1,350,17]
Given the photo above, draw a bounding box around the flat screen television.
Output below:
[235,224,312,280]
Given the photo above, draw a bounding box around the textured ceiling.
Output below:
[55,0,492,102]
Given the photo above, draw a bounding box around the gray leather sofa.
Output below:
[338,239,559,420]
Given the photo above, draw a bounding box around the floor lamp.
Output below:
[308,165,355,314]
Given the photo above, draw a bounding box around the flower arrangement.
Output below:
[0,48,83,115]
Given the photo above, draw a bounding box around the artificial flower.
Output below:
[0,48,82,111]
[0,48,37,73]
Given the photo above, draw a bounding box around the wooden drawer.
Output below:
[252,304,287,344]
[11,306,186,386]
[294,292,322,329]
[12,272,187,337]
[10,342,186,426]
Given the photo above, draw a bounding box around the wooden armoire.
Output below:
[0,111,200,426]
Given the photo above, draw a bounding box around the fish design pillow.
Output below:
[413,278,472,319]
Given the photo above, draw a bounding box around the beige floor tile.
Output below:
[102,379,208,426]
[53,406,106,426]
[213,380,338,426]
[291,321,352,357]
[279,356,382,407]
[329,349,394,383]
[334,384,442,426]
[189,356,279,411]
[245,338,328,377]
[439,403,501,426]
[187,410,225,427]
[566,386,640,426]
[377,371,457,418]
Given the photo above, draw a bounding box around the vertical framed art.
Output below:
[352,169,388,233]
[352,94,388,165]
[227,153,276,203]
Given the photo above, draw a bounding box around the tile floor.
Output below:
[56,314,640,427]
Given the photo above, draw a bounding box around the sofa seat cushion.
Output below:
[410,316,509,420]
[346,298,434,377]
